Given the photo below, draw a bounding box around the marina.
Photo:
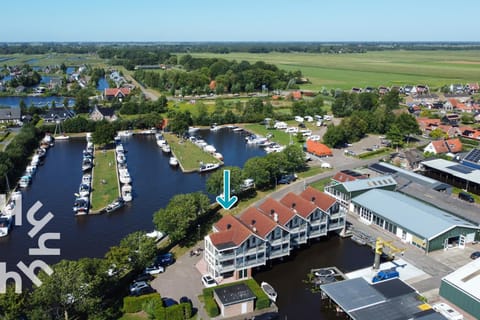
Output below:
[0,130,265,267]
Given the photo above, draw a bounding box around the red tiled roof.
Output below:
[469,83,479,90]
[258,198,295,226]
[104,88,131,97]
[430,140,449,154]
[332,171,367,183]
[445,138,462,153]
[417,118,441,128]
[240,207,277,238]
[279,192,316,219]
[300,187,337,212]
[306,140,333,157]
[211,215,253,248]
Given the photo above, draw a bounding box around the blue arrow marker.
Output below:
[216,170,238,210]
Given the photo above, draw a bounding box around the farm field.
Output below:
[187,50,480,90]
[0,53,105,67]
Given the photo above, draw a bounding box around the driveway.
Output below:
[150,242,208,319]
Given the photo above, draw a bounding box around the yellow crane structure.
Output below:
[373,237,405,270]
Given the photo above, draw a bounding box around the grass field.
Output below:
[187,50,480,90]
[243,123,293,146]
[164,133,221,172]
[91,148,120,211]
[0,53,105,67]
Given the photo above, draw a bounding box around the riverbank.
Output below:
[163,133,222,173]
[90,148,120,213]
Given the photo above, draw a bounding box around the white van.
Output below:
[304,116,314,122]
[323,115,333,121]
[294,116,304,123]
[314,115,323,121]
[285,127,298,133]
[274,121,288,130]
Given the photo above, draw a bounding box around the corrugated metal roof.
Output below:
[342,175,397,193]
[352,189,476,240]
[442,258,480,302]
[422,158,480,184]
[376,162,438,185]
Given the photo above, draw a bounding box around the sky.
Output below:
[2,0,480,42]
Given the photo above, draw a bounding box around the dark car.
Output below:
[156,252,175,267]
[298,123,306,128]
[134,273,154,283]
[278,174,297,185]
[130,283,155,297]
[458,191,475,203]
[470,251,480,259]
[162,297,178,307]
[179,296,191,304]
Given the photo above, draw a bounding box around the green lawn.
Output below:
[91,148,120,211]
[0,53,105,67]
[309,177,333,192]
[243,124,295,146]
[164,134,221,172]
[118,313,148,320]
[187,50,480,90]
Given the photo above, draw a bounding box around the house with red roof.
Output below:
[239,208,291,260]
[104,87,131,100]
[258,198,309,246]
[204,215,267,280]
[331,170,368,183]
[300,187,345,232]
[424,138,463,155]
[280,192,328,239]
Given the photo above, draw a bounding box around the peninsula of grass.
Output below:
[164,133,221,172]
[243,124,295,146]
[91,148,120,212]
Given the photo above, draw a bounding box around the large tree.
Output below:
[206,166,245,196]
[243,157,271,189]
[153,192,210,243]
[92,121,116,146]
[0,285,27,320]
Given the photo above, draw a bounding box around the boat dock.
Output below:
[308,266,347,289]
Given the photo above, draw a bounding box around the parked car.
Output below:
[458,191,475,203]
[470,251,480,259]
[145,264,165,275]
[156,252,175,267]
[130,281,155,296]
[162,297,178,307]
[278,174,297,184]
[201,274,217,288]
[179,296,191,304]
[134,273,154,283]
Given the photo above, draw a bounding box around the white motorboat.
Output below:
[121,184,133,202]
[73,197,89,215]
[19,175,31,188]
[233,127,243,132]
[116,153,126,164]
[115,144,124,154]
[204,145,216,153]
[169,156,179,167]
[145,230,165,242]
[162,144,171,153]
[156,137,166,147]
[119,168,132,184]
[195,140,207,148]
[54,134,70,141]
[86,132,92,142]
[78,183,90,197]
[82,158,93,171]
[188,126,200,133]
[199,162,221,173]
[82,173,92,185]
[26,165,37,175]
[261,282,277,302]
[31,154,40,166]
[0,214,13,237]
[105,197,125,213]
[213,152,223,160]
[210,123,221,131]
[118,130,133,137]
[264,144,285,153]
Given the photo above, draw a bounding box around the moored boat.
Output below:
[116,153,126,164]
[261,282,277,302]
[73,197,89,215]
[19,175,31,188]
[162,143,171,153]
[119,168,132,184]
[121,184,133,202]
[213,152,223,160]
[199,162,221,173]
[0,214,13,237]
[169,156,179,167]
[105,197,125,213]
[78,183,91,197]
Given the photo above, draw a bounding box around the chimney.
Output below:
[251,219,256,226]
[270,209,275,216]
[226,223,232,230]
[291,203,296,209]
[311,196,316,203]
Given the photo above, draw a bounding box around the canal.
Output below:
[253,236,375,320]
[0,128,265,267]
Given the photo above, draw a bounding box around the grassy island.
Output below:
[164,134,221,172]
[90,148,120,212]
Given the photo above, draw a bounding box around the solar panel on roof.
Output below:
[448,164,474,174]
[464,148,480,163]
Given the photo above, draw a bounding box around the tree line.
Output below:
[323,91,420,148]
[134,56,303,95]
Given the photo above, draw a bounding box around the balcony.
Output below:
[241,245,266,256]
[217,252,235,261]
[269,248,290,259]
[270,237,290,246]
[328,220,345,231]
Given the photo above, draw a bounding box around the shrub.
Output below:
[244,279,270,310]
[122,293,161,313]
[358,147,388,159]
[205,296,220,317]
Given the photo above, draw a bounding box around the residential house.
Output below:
[467,82,480,94]
[450,84,465,94]
[378,86,389,95]
[204,215,267,280]
[390,149,425,171]
[300,187,345,232]
[0,108,21,124]
[417,117,441,134]
[441,114,460,126]
[424,138,463,155]
[280,192,328,240]
[444,92,472,101]
[411,93,438,106]
[258,198,308,247]
[351,87,362,94]
[461,128,480,140]
[104,88,131,100]
[40,107,74,123]
[239,208,290,261]
[416,84,429,95]
[89,105,118,122]
[291,91,302,100]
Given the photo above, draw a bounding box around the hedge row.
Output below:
[244,279,270,310]
[202,288,220,317]
[123,293,192,319]
[358,147,389,159]
[123,293,161,313]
